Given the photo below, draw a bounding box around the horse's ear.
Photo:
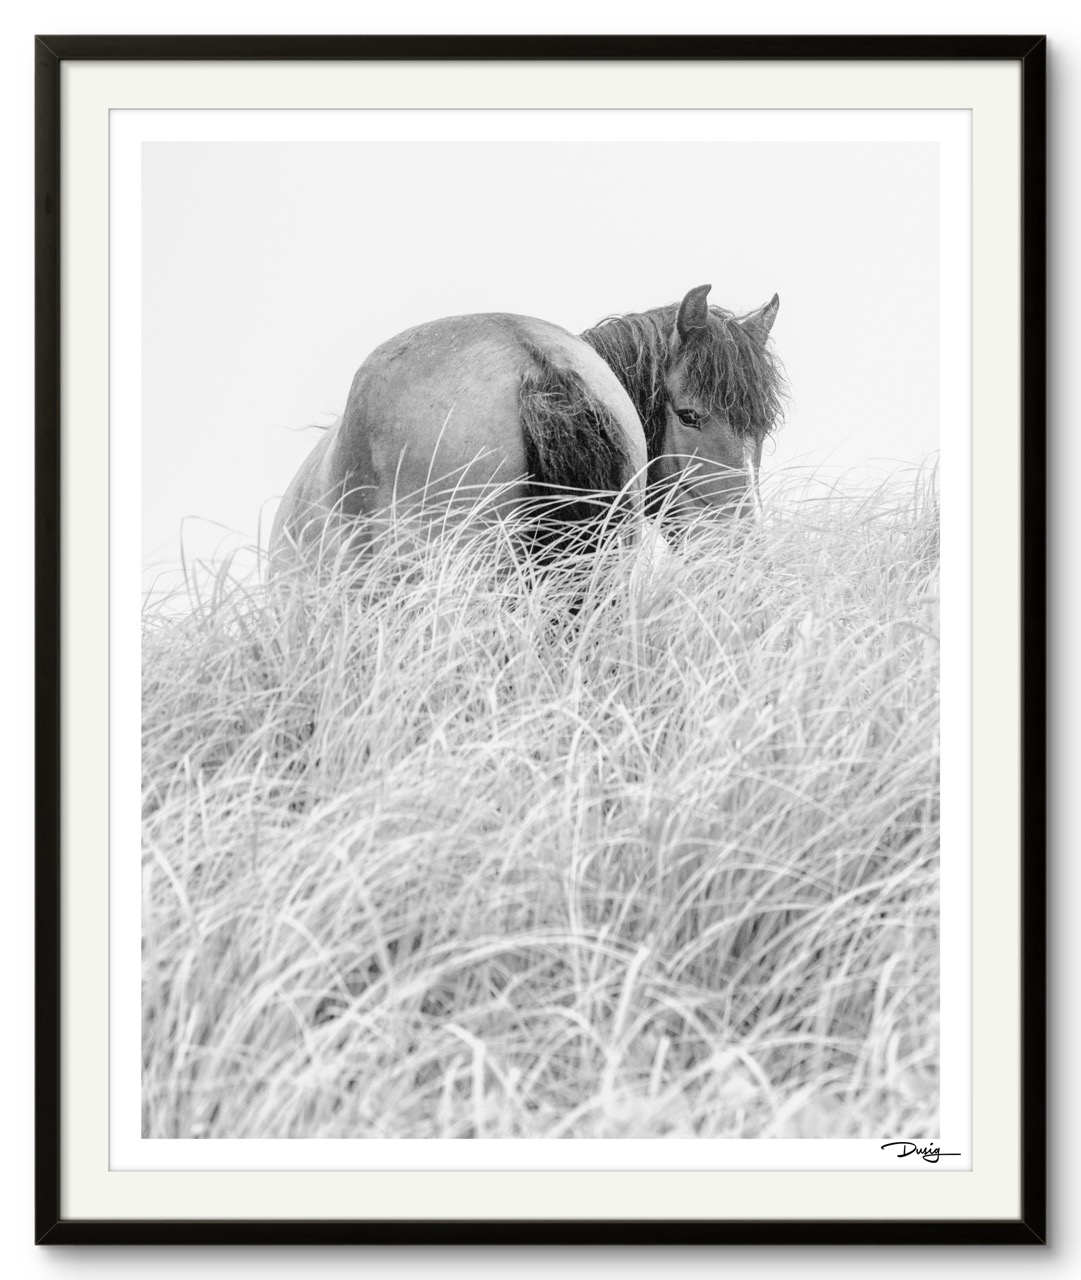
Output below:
[675,284,712,340]
[744,293,780,340]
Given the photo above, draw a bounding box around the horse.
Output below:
[269,284,784,571]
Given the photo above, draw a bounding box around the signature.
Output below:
[880,1141,961,1164]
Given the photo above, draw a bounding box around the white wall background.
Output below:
[4,2,1076,1277]
[142,137,939,582]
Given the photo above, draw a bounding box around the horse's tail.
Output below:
[518,343,633,531]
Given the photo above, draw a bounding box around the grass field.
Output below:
[142,467,940,1140]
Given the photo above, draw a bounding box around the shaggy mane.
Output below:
[581,302,787,459]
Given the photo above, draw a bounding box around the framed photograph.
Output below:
[36,34,1046,1244]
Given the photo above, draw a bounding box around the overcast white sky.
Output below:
[142,139,939,584]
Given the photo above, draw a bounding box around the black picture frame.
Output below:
[35,33,1047,1246]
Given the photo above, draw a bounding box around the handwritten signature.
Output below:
[880,1141,961,1164]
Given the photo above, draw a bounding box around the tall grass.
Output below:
[142,467,940,1140]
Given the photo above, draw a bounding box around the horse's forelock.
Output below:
[678,306,788,439]
[581,300,787,457]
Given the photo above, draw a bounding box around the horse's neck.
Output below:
[579,309,672,456]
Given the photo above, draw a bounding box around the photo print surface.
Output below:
[122,110,967,1169]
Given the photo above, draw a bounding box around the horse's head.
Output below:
[656,283,783,519]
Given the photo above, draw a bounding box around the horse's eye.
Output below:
[676,408,703,429]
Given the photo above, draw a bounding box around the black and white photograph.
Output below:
[29,32,1046,1244]
[132,114,956,1153]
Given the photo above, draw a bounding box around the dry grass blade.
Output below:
[143,464,940,1140]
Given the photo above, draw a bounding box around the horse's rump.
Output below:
[270,311,656,575]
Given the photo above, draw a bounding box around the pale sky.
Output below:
[142,140,939,588]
